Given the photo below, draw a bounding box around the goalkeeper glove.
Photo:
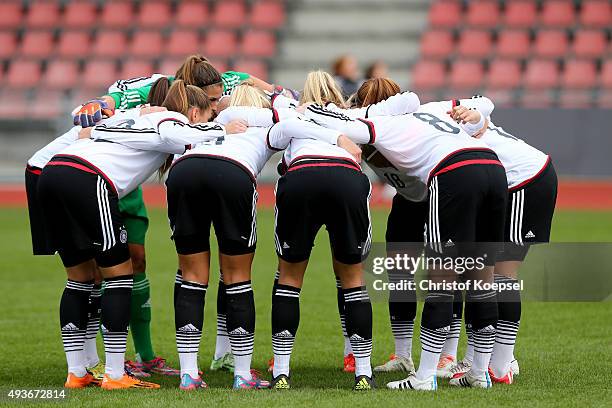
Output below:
[72,99,114,127]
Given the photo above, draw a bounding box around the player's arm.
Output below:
[457,95,495,118]
[364,91,421,117]
[304,104,375,144]
[447,105,487,136]
[215,106,299,127]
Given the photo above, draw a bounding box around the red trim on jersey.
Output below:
[46,161,98,175]
[428,147,496,182]
[357,118,376,143]
[509,156,551,191]
[52,154,118,193]
[157,117,185,131]
[25,165,42,175]
[288,162,361,172]
[431,159,503,178]
[272,108,280,124]
[288,155,361,170]
[452,99,460,108]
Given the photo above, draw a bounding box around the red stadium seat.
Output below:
[487,60,522,89]
[158,58,183,76]
[82,60,118,89]
[6,59,41,88]
[533,30,568,58]
[250,1,285,28]
[138,2,172,28]
[119,60,154,80]
[449,60,484,89]
[93,30,127,58]
[0,32,17,58]
[213,1,247,28]
[600,60,612,88]
[524,60,560,89]
[175,1,209,27]
[519,90,555,108]
[504,1,537,27]
[481,88,515,107]
[580,0,611,27]
[429,1,462,28]
[457,29,492,57]
[540,0,575,27]
[420,30,454,59]
[465,0,499,28]
[129,31,163,57]
[562,60,596,88]
[207,58,229,74]
[572,30,606,58]
[241,30,276,58]
[57,31,91,58]
[412,60,446,89]
[63,1,97,28]
[26,1,60,28]
[0,90,28,117]
[232,59,267,81]
[43,60,79,89]
[101,1,134,29]
[204,29,238,57]
[20,30,54,58]
[559,89,593,108]
[166,30,200,57]
[31,90,64,118]
[0,2,23,29]
[496,30,530,58]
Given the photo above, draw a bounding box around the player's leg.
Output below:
[437,290,463,377]
[210,264,233,372]
[333,261,354,372]
[83,267,103,379]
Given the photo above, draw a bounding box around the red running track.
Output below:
[2,180,612,210]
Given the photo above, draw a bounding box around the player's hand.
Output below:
[274,85,300,101]
[225,119,248,134]
[72,99,114,127]
[139,106,167,116]
[78,127,93,139]
[472,118,489,139]
[447,106,481,125]
[338,134,362,163]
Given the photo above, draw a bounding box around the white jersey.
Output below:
[305,103,491,187]
[27,109,141,168]
[449,96,549,188]
[59,111,225,198]
[326,91,421,120]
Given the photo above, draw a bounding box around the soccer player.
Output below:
[35,80,225,389]
[438,97,557,384]
[164,84,314,390]
[304,100,508,390]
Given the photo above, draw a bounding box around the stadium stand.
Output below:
[413,0,611,107]
[0,0,287,118]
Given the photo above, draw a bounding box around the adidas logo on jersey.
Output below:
[61,323,79,331]
[282,242,290,249]
[178,324,199,332]
[273,330,293,338]
[229,327,250,335]
[350,333,365,341]
[444,239,455,247]
[142,299,151,308]
[525,231,535,239]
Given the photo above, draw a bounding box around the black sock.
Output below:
[226,280,255,378]
[61,279,94,375]
[101,275,133,379]
[466,288,498,375]
[271,283,301,377]
[335,277,349,341]
[343,286,372,377]
[174,269,183,307]
[388,271,416,358]
[175,279,207,377]
[83,283,102,366]
[216,271,228,346]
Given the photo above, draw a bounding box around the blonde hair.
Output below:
[229,84,271,108]
[300,70,346,107]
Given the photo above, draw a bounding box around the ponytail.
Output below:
[300,70,346,107]
[355,78,401,107]
[175,54,222,88]
[147,77,171,106]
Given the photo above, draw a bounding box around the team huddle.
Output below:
[25,54,557,392]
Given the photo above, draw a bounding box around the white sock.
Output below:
[234,355,252,380]
[416,324,448,380]
[471,326,496,377]
[416,350,440,380]
[394,337,412,359]
[105,352,125,380]
[344,337,352,356]
[273,354,290,378]
[83,338,99,368]
[214,333,231,360]
[66,350,87,377]
[391,320,414,359]
[441,318,461,358]
[355,356,372,377]
[489,320,519,377]
[179,353,199,378]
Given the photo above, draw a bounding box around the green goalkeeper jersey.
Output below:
[107,71,251,110]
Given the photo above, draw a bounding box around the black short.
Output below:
[498,159,558,262]
[386,194,429,243]
[275,160,371,265]
[25,165,54,255]
[166,155,258,256]
[37,156,130,268]
[426,150,508,266]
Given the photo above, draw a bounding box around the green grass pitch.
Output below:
[0,207,610,407]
